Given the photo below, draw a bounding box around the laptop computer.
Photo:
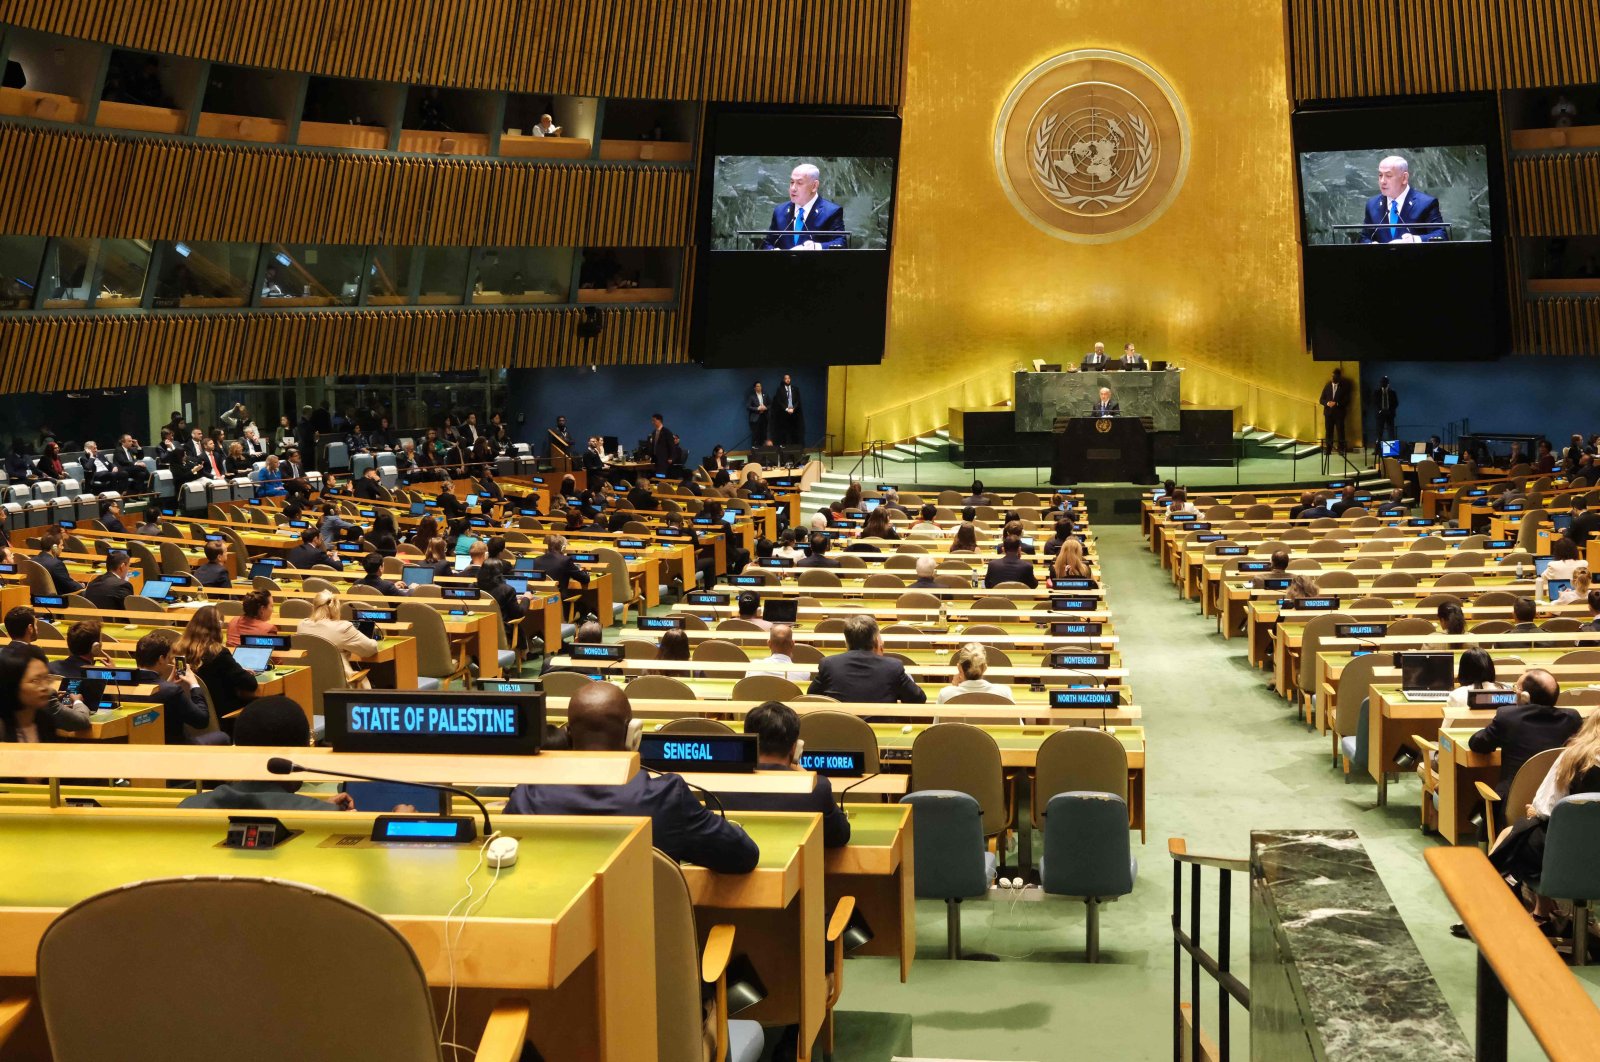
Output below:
[1398,652,1453,701]
[1379,440,1401,459]
[409,502,427,516]
[453,554,473,572]
[465,494,479,508]
[1548,579,1573,603]
[1550,512,1574,533]
[139,579,175,601]
[403,565,435,585]
[1443,454,1460,466]
[1535,556,1553,578]
[232,645,274,675]
[762,598,799,623]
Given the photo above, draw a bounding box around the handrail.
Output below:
[1426,847,1600,1062]
[1167,837,1249,873]
[1169,837,1250,1062]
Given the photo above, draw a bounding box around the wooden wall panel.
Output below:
[1286,0,1600,101]
[1508,153,1600,236]
[0,307,688,391]
[0,0,909,104]
[0,123,692,245]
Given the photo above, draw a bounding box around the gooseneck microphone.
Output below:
[642,765,727,819]
[266,756,494,837]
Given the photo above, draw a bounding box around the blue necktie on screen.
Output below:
[793,206,805,248]
[1387,200,1399,241]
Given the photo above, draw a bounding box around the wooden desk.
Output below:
[825,805,914,983]
[1437,725,1500,845]
[681,812,824,1057]
[0,806,656,1061]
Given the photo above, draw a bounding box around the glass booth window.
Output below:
[93,239,154,308]
[152,240,257,307]
[39,238,94,309]
[470,247,572,305]
[0,235,47,309]
[262,244,365,306]
[417,246,471,305]
[367,246,416,305]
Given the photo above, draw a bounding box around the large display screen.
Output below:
[692,107,901,368]
[1293,99,1506,361]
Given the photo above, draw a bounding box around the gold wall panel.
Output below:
[0,307,688,392]
[1509,153,1600,236]
[830,0,1325,450]
[0,0,908,103]
[0,123,692,245]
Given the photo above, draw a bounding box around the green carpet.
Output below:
[830,524,1600,1060]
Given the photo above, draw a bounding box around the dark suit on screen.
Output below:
[762,197,846,250]
[1360,190,1446,243]
[808,649,927,704]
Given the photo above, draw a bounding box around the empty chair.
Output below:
[897,592,943,615]
[542,671,595,698]
[1330,651,1383,770]
[730,674,803,701]
[1554,650,1600,667]
[970,596,1016,612]
[798,568,841,587]
[1560,687,1600,707]
[883,554,919,570]
[1416,593,1462,609]
[279,598,312,619]
[1039,792,1136,962]
[1542,617,1582,634]
[1349,595,1388,610]
[863,572,905,588]
[1432,572,1476,588]
[1357,538,1396,555]
[290,632,363,721]
[1316,570,1359,589]
[1445,549,1485,569]
[1390,552,1435,570]
[911,723,1009,841]
[652,851,766,1062]
[717,618,766,633]
[1295,613,1353,708]
[621,639,656,660]
[1474,591,1518,608]
[1285,557,1320,571]
[790,642,824,664]
[1385,616,1435,637]
[813,617,849,634]
[1032,728,1128,832]
[1471,619,1512,635]
[692,639,750,663]
[122,595,169,616]
[835,553,868,569]
[1533,793,1600,966]
[656,718,736,736]
[899,790,995,959]
[395,601,469,690]
[1345,557,1384,571]
[625,674,697,700]
[34,877,527,1062]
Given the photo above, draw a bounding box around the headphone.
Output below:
[625,718,643,751]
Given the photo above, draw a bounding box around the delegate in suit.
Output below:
[1359,156,1446,243]
[763,163,846,250]
[1092,387,1120,417]
[807,615,927,703]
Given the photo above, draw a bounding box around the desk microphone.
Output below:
[835,772,880,813]
[265,756,494,837]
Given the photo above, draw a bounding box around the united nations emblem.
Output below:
[995,50,1190,243]
[1094,419,1113,434]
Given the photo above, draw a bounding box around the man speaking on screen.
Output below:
[763,163,847,251]
[1359,155,1446,243]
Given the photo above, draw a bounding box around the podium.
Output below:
[1051,416,1155,484]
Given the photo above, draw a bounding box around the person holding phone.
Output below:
[1,645,92,742]
[719,701,851,848]
[133,632,226,745]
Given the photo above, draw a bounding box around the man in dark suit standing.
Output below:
[581,436,608,487]
[649,413,674,475]
[506,683,759,873]
[984,534,1039,589]
[83,551,135,611]
[1092,387,1120,418]
[808,616,927,703]
[1359,156,1446,243]
[773,374,804,450]
[1372,376,1399,441]
[1319,367,1352,453]
[762,163,846,250]
[747,382,770,448]
[1469,669,1581,800]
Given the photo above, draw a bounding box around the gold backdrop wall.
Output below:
[829,0,1336,450]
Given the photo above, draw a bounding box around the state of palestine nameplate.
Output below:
[995,49,1190,244]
